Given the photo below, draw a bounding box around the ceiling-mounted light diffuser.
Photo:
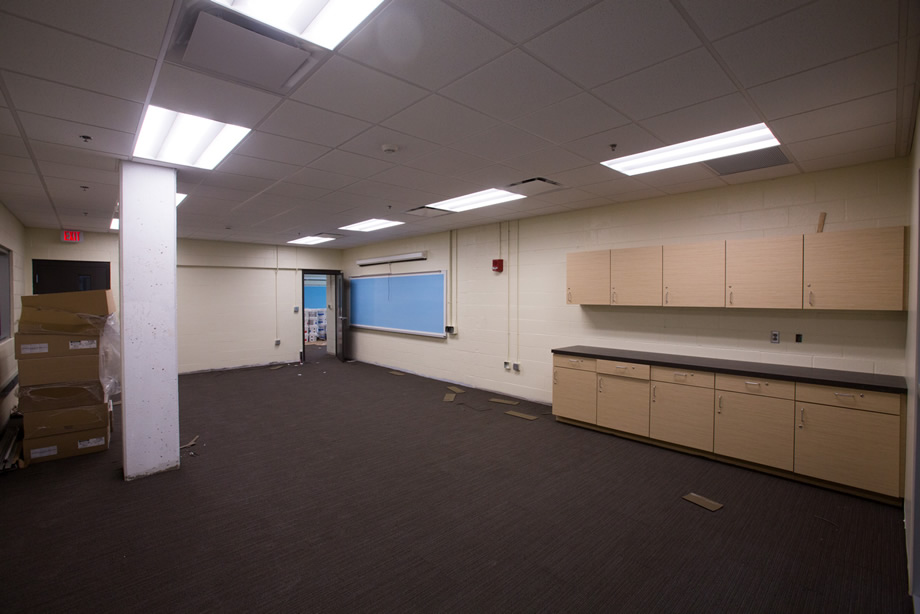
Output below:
[288,236,336,245]
[110,218,120,230]
[339,218,404,232]
[425,188,526,213]
[602,123,780,176]
[134,105,250,170]
[209,0,385,50]
[176,193,188,206]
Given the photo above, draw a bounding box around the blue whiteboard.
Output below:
[350,272,446,338]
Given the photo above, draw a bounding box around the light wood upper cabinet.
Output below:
[566,250,610,305]
[610,246,662,306]
[803,226,906,311]
[662,241,725,307]
[726,235,803,309]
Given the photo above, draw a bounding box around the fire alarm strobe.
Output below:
[492,259,503,272]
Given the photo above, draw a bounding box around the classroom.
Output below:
[1,1,919,610]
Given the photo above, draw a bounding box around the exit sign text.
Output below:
[61,230,82,243]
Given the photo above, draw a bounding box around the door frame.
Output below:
[301,269,347,362]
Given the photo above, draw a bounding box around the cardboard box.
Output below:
[19,289,115,334]
[22,403,109,439]
[15,333,101,360]
[17,355,101,387]
[18,382,106,412]
[22,426,109,464]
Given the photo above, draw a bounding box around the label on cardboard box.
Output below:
[21,343,49,355]
[31,445,58,459]
[78,436,106,449]
[69,340,98,350]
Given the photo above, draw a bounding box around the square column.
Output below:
[119,161,179,480]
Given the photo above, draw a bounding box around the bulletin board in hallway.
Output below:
[350,271,446,338]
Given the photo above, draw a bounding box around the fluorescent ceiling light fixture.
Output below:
[209,0,385,50]
[602,123,780,176]
[110,218,119,230]
[133,105,250,170]
[339,218,404,232]
[288,236,336,245]
[176,193,188,206]
[425,188,526,213]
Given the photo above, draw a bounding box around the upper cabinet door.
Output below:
[610,246,662,306]
[726,235,803,309]
[804,226,906,311]
[566,250,610,305]
[662,241,725,307]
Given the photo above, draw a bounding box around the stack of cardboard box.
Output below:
[14,290,116,465]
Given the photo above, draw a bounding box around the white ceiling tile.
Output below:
[152,63,282,128]
[259,100,371,147]
[176,196,238,217]
[30,142,120,172]
[551,164,620,188]
[679,0,813,40]
[191,184,256,204]
[309,150,394,178]
[505,147,594,177]
[36,161,118,186]
[526,0,700,88]
[291,55,427,122]
[0,135,29,158]
[45,176,118,209]
[339,0,511,89]
[512,93,629,144]
[0,169,41,188]
[264,182,332,201]
[528,187,599,206]
[770,91,897,145]
[382,95,497,145]
[201,172,274,193]
[720,163,800,185]
[581,176,654,197]
[19,112,134,156]
[234,131,329,166]
[4,73,143,134]
[215,154,300,181]
[633,164,718,187]
[714,0,899,87]
[563,123,665,163]
[639,93,760,144]
[593,48,736,121]
[459,163,528,189]
[341,180,441,206]
[0,154,35,175]
[0,16,155,102]
[403,147,492,176]
[446,0,598,42]
[0,107,19,136]
[749,46,898,120]
[797,145,896,173]
[371,165,483,197]
[339,126,441,163]
[785,123,896,161]
[441,49,581,121]
[451,124,552,162]
[285,167,358,190]
[1,0,173,58]
[658,177,727,195]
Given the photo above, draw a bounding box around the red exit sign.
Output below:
[60,230,82,243]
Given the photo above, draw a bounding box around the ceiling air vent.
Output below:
[704,146,789,176]
[405,205,453,218]
[506,177,563,196]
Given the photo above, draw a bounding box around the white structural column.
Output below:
[119,161,180,480]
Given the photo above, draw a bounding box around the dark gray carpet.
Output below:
[1,354,912,612]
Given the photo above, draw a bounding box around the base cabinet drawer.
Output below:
[552,367,597,424]
[794,402,900,497]
[650,381,714,452]
[597,375,650,437]
[714,391,794,471]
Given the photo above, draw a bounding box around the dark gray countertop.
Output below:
[552,346,907,394]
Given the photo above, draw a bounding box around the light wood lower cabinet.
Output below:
[552,366,597,424]
[597,361,650,436]
[794,401,901,497]
[714,391,794,471]
[650,381,714,452]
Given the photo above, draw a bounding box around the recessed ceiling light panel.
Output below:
[288,236,336,245]
[209,0,384,50]
[602,123,780,176]
[134,105,250,170]
[339,218,404,232]
[426,188,526,213]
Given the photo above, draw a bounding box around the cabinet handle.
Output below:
[598,377,604,393]
[567,289,573,303]
[611,288,617,304]
[615,365,628,370]
[717,395,723,413]
[833,392,862,399]
[673,372,689,378]
[553,369,558,385]
[808,290,815,307]
[568,359,580,364]
[652,385,656,401]
[744,381,762,387]
[729,291,734,305]
[798,407,804,429]
[665,290,669,305]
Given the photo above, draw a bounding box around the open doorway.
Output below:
[302,270,349,363]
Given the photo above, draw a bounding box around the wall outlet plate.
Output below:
[504,361,511,370]
[770,331,780,343]
[513,363,520,372]
[275,339,281,346]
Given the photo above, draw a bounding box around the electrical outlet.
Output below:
[770,331,780,343]
[294,306,299,313]
[513,363,520,372]
[795,333,803,343]
[274,339,281,346]
[503,361,511,370]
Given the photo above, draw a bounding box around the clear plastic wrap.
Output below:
[100,313,121,400]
